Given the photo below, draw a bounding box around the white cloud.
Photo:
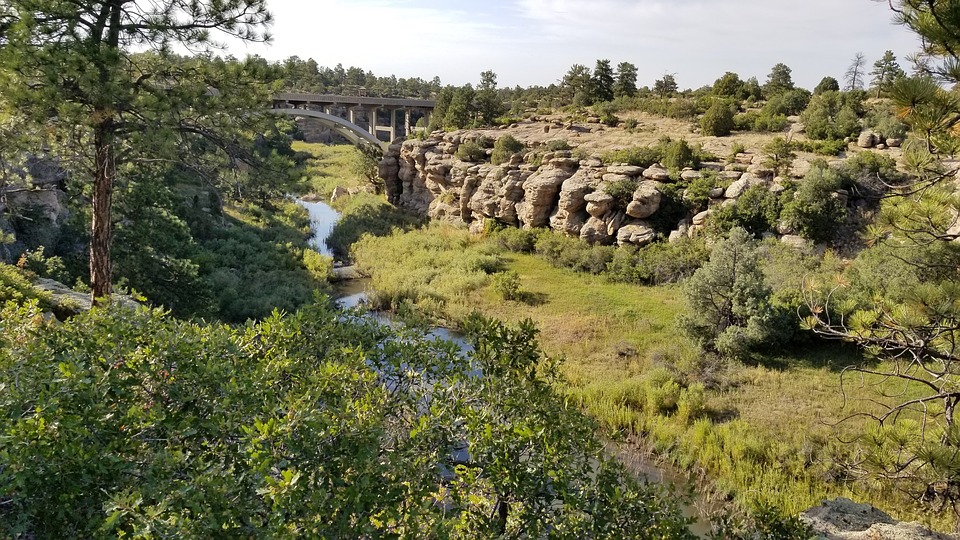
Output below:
[221,0,921,89]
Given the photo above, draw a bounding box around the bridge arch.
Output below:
[270,108,385,149]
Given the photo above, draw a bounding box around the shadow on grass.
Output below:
[747,339,867,373]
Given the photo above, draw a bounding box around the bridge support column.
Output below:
[367,107,378,136]
[389,108,398,141]
[348,108,357,125]
[404,109,412,137]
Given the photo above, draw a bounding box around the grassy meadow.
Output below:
[351,225,942,529]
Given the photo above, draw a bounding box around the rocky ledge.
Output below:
[379,131,832,247]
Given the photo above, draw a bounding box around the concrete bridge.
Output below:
[271,93,435,149]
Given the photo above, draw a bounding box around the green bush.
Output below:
[456,141,486,162]
[677,383,707,424]
[753,113,790,132]
[0,301,695,538]
[302,249,334,281]
[733,111,759,131]
[534,231,615,274]
[780,165,846,243]
[663,139,700,170]
[605,238,709,285]
[545,139,572,152]
[837,151,907,200]
[492,270,523,300]
[800,91,862,141]
[709,185,782,236]
[792,139,847,156]
[494,227,541,253]
[491,134,524,165]
[700,101,735,136]
[603,177,639,208]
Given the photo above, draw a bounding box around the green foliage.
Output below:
[865,103,908,140]
[15,246,67,282]
[763,88,811,116]
[494,226,541,253]
[534,232,616,274]
[603,177,640,208]
[475,70,506,125]
[0,263,53,308]
[780,165,846,243]
[545,139,572,152]
[491,134,524,165]
[456,141,486,162]
[678,228,786,359]
[662,139,700,171]
[302,249,334,281]
[763,63,795,97]
[791,139,847,156]
[762,136,796,177]
[836,151,907,201]
[800,91,863,140]
[709,185,782,237]
[492,270,523,300]
[605,237,709,285]
[0,300,694,538]
[700,101,735,136]
[327,193,422,260]
[813,76,840,95]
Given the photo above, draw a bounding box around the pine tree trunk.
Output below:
[90,122,115,304]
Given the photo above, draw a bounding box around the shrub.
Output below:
[733,111,759,131]
[662,139,699,170]
[491,270,523,300]
[837,151,907,200]
[762,136,796,177]
[800,91,862,141]
[753,113,789,132]
[302,249,334,281]
[456,141,486,162]
[491,134,524,165]
[495,227,541,253]
[709,185,782,236]
[700,101,735,136]
[780,165,846,243]
[603,177,639,208]
[623,118,639,130]
[533,231,615,274]
[643,367,682,415]
[606,237,709,285]
[545,139,572,152]
[601,146,662,167]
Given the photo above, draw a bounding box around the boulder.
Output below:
[642,165,671,181]
[625,181,662,219]
[550,170,595,235]
[617,221,656,247]
[857,131,877,148]
[724,178,750,199]
[720,170,744,181]
[516,160,578,228]
[800,498,951,540]
[606,165,645,176]
[692,210,711,226]
[585,191,615,218]
[580,216,613,244]
[886,138,903,148]
[680,169,702,182]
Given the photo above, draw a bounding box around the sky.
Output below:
[223,0,921,91]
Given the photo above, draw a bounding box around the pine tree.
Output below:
[591,59,615,103]
[0,0,272,302]
[614,62,638,98]
[763,63,795,97]
[844,52,867,91]
[870,50,906,98]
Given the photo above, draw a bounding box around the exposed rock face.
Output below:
[380,131,848,244]
[625,181,662,219]
[800,498,951,540]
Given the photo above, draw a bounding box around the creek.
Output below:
[299,197,712,537]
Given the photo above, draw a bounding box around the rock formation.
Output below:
[381,131,848,246]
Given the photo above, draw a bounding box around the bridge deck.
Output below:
[273,93,435,109]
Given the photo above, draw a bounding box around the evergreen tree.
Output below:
[653,73,678,99]
[763,63,795,97]
[813,76,841,94]
[870,50,906,98]
[805,1,960,522]
[713,71,745,99]
[562,63,592,105]
[591,59,615,103]
[614,61,638,98]
[475,70,505,125]
[0,0,272,302]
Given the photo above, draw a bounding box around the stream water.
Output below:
[300,197,711,537]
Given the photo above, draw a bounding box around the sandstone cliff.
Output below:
[380,131,799,246]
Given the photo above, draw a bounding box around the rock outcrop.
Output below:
[800,498,951,540]
[381,131,850,244]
